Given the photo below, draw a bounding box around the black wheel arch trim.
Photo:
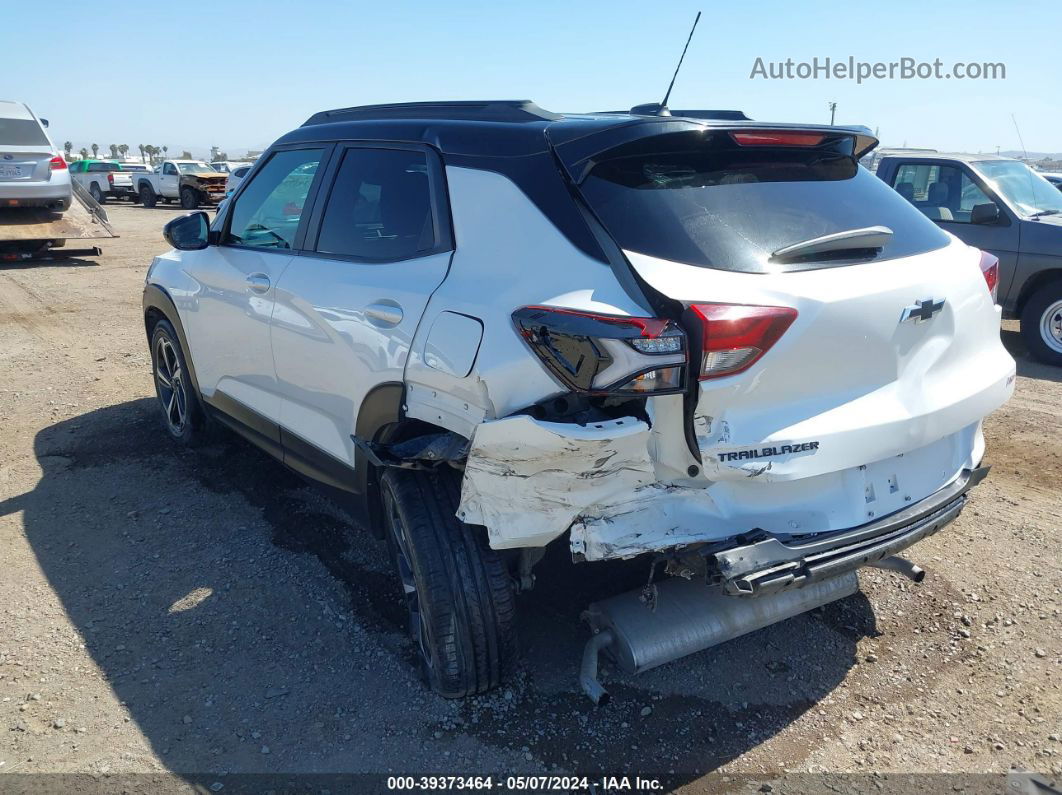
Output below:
[143,283,203,399]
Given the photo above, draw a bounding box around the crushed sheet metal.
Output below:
[570,483,726,561]
[458,414,654,549]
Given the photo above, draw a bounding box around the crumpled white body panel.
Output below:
[457,415,654,549]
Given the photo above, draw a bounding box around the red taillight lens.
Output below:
[107,172,114,184]
[978,250,999,303]
[730,131,825,147]
[690,303,798,379]
[49,155,67,170]
[512,306,687,395]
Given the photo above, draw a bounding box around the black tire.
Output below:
[139,185,157,208]
[180,187,198,210]
[149,318,207,445]
[88,183,106,204]
[1020,279,1062,366]
[380,468,518,697]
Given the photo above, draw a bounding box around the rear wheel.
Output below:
[139,185,157,208]
[180,187,199,210]
[150,318,206,444]
[1020,280,1062,366]
[88,183,105,204]
[380,468,518,697]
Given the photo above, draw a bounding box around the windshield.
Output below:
[177,161,212,174]
[975,160,1062,217]
[579,130,950,273]
[0,117,49,146]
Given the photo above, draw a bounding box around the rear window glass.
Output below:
[0,117,49,146]
[87,162,120,172]
[578,131,951,272]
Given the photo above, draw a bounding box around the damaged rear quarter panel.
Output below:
[458,415,655,549]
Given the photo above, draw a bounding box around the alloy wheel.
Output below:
[384,489,434,675]
[154,336,188,434]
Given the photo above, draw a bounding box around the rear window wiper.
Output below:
[770,225,893,264]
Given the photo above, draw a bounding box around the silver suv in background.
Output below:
[0,100,71,212]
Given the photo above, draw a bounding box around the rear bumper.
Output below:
[709,466,988,596]
[0,179,72,206]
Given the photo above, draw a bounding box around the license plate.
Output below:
[0,165,25,178]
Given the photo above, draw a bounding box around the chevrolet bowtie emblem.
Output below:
[901,298,945,323]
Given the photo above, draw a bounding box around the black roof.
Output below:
[276,100,878,161]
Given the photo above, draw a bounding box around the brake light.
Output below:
[730,131,825,147]
[512,306,687,395]
[979,250,999,303]
[107,172,114,184]
[49,155,67,170]
[690,303,798,379]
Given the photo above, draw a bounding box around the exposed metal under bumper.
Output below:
[711,466,988,596]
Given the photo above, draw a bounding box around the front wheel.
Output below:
[150,319,206,444]
[380,468,518,697]
[180,187,199,210]
[1020,280,1062,366]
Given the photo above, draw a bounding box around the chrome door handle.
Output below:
[246,273,270,293]
[364,301,403,327]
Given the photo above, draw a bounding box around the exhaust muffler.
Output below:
[580,571,859,703]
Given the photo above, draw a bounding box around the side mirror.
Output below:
[163,211,210,250]
[971,203,1001,225]
[40,118,49,128]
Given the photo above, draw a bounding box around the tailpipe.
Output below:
[579,572,858,701]
[579,629,614,706]
[869,555,925,582]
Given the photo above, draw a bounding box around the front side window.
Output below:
[225,148,324,250]
[315,148,435,261]
[163,163,177,176]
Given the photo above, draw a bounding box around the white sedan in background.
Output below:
[0,100,71,212]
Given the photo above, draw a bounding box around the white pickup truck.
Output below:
[133,159,228,209]
[68,160,136,204]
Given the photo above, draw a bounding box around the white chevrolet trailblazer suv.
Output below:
[143,101,1015,702]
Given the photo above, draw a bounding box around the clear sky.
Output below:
[11,0,1060,157]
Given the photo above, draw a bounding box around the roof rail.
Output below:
[302,100,562,127]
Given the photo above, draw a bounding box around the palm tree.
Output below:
[138,144,145,163]
[63,141,73,159]
[109,144,119,159]
[118,144,129,160]
[91,143,99,158]
[79,148,88,161]
[162,145,168,157]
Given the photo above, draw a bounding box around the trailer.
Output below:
[0,180,116,262]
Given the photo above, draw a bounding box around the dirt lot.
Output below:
[0,203,1059,790]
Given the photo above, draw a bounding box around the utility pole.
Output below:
[828,101,837,125]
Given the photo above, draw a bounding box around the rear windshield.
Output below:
[87,162,120,172]
[578,131,951,272]
[0,117,49,146]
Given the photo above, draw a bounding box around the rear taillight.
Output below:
[107,172,114,184]
[512,306,687,395]
[690,303,798,379]
[979,250,999,303]
[49,155,66,170]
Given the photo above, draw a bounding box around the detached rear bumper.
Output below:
[710,466,988,596]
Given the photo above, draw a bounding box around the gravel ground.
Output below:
[0,203,1058,790]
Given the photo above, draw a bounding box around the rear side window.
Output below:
[578,131,951,273]
[225,148,323,249]
[315,148,435,261]
[0,117,49,146]
[87,162,119,172]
